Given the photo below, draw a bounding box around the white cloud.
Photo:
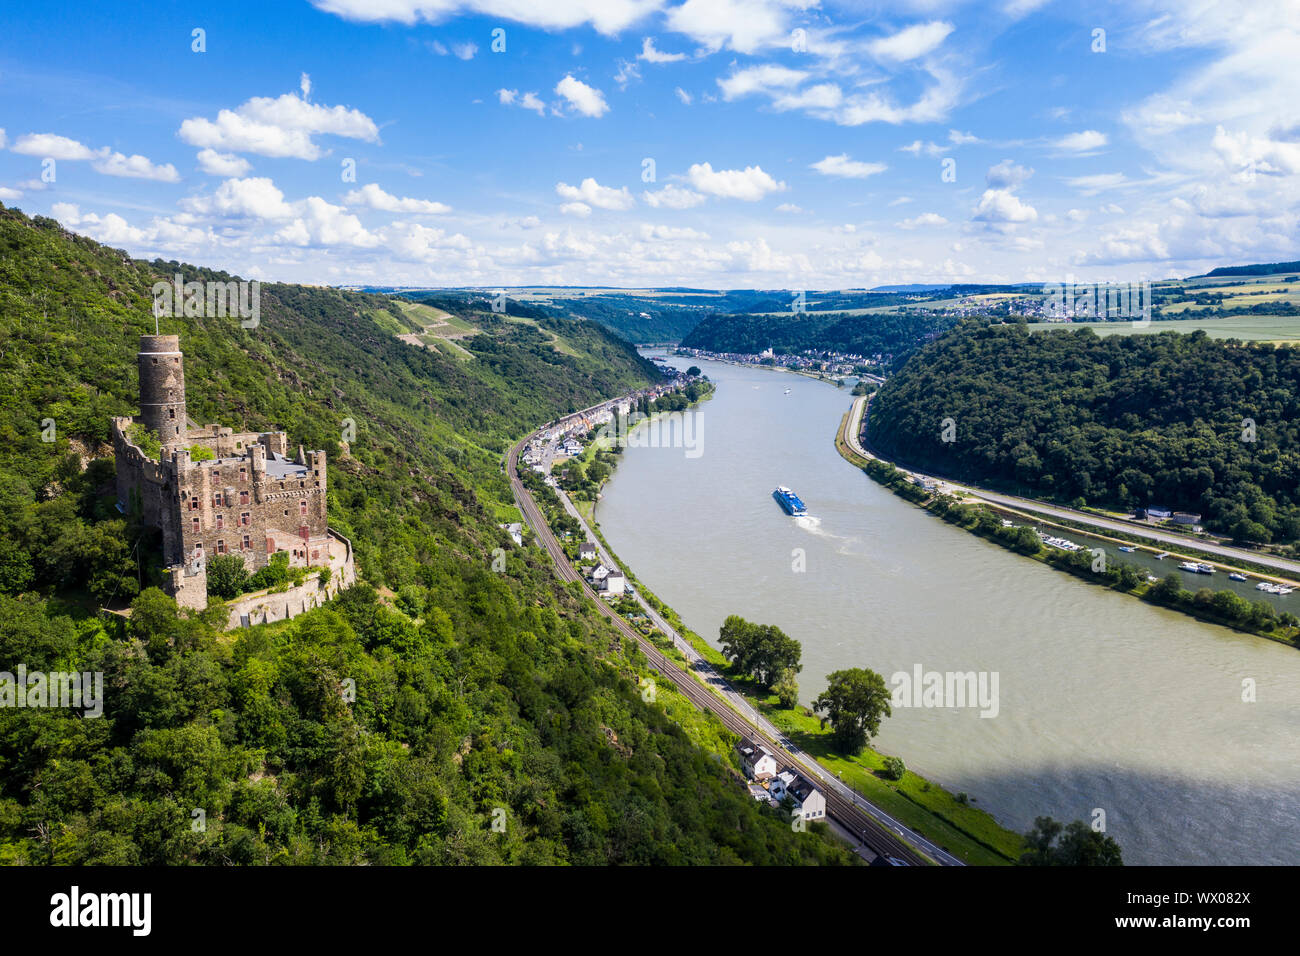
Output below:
[181,176,295,219]
[810,154,886,179]
[675,87,693,105]
[560,202,592,217]
[276,196,379,247]
[973,189,1038,223]
[12,133,178,181]
[0,187,21,201]
[453,41,477,59]
[178,89,379,160]
[665,0,792,54]
[555,74,610,117]
[643,183,707,208]
[717,64,807,101]
[555,177,635,210]
[986,159,1034,189]
[498,89,547,115]
[197,149,252,176]
[639,36,687,62]
[1066,172,1128,194]
[775,202,803,213]
[345,182,451,214]
[640,223,709,240]
[92,150,180,182]
[948,129,980,145]
[310,0,661,35]
[11,133,97,160]
[686,162,785,200]
[0,129,6,149]
[898,212,948,228]
[1054,129,1108,153]
[1212,124,1300,177]
[867,21,954,61]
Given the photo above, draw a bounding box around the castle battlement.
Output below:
[113,335,350,621]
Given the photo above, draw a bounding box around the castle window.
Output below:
[192,517,200,533]
[312,549,320,561]
[213,470,220,480]
[284,509,289,517]
[240,491,249,505]
[300,499,308,516]
[243,535,251,551]
[152,358,158,365]
[241,512,250,526]
[239,467,247,481]
[300,481,305,488]
[216,539,225,555]
[168,409,175,420]
[189,497,199,510]
[213,493,222,508]
[216,514,224,530]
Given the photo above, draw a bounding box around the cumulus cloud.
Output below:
[0,186,21,201]
[12,133,178,181]
[178,89,379,160]
[1054,129,1108,153]
[898,212,949,228]
[197,148,252,176]
[867,21,954,61]
[643,183,707,208]
[12,133,98,160]
[986,159,1034,189]
[275,196,379,247]
[345,183,451,214]
[717,64,807,101]
[181,176,295,220]
[665,0,792,54]
[973,189,1037,223]
[560,202,592,217]
[686,162,785,200]
[555,177,635,210]
[810,154,886,178]
[453,41,477,60]
[310,0,660,36]
[92,150,180,182]
[555,74,610,117]
[639,36,687,62]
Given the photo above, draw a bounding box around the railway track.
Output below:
[506,430,933,866]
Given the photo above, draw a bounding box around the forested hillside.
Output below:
[0,205,854,865]
[681,309,956,364]
[867,323,1300,544]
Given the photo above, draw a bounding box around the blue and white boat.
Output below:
[772,486,808,517]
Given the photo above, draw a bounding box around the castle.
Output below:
[112,334,354,617]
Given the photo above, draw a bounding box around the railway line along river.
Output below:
[594,351,1300,865]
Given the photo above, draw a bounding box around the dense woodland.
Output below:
[867,322,1300,545]
[0,205,855,865]
[681,309,956,366]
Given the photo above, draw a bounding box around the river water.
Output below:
[595,351,1300,865]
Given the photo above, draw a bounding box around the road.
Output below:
[508,413,964,866]
[844,395,1300,582]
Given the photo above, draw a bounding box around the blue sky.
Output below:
[2,0,1297,288]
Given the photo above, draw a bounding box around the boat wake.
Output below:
[794,515,861,553]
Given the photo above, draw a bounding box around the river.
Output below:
[594,351,1300,865]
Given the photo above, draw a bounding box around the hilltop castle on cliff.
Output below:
[112,334,354,623]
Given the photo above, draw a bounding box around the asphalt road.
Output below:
[844,395,1300,582]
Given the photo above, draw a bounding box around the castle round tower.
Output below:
[138,334,187,451]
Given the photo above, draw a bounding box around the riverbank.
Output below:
[574,380,1025,864]
[836,404,1300,650]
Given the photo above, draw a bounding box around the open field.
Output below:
[1030,314,1300,341]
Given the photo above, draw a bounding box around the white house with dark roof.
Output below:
[770,770,826,821]
[737,738,778,781]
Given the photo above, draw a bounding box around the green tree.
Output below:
[1019,816,1123,866]
[207,554,251,600]
[882,755,906,781]
[813,668,892,754]
[772,667,799,709]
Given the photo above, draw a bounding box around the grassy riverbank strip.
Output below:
[836,409,1300,649]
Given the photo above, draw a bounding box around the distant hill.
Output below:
[1195,261,1300,278]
